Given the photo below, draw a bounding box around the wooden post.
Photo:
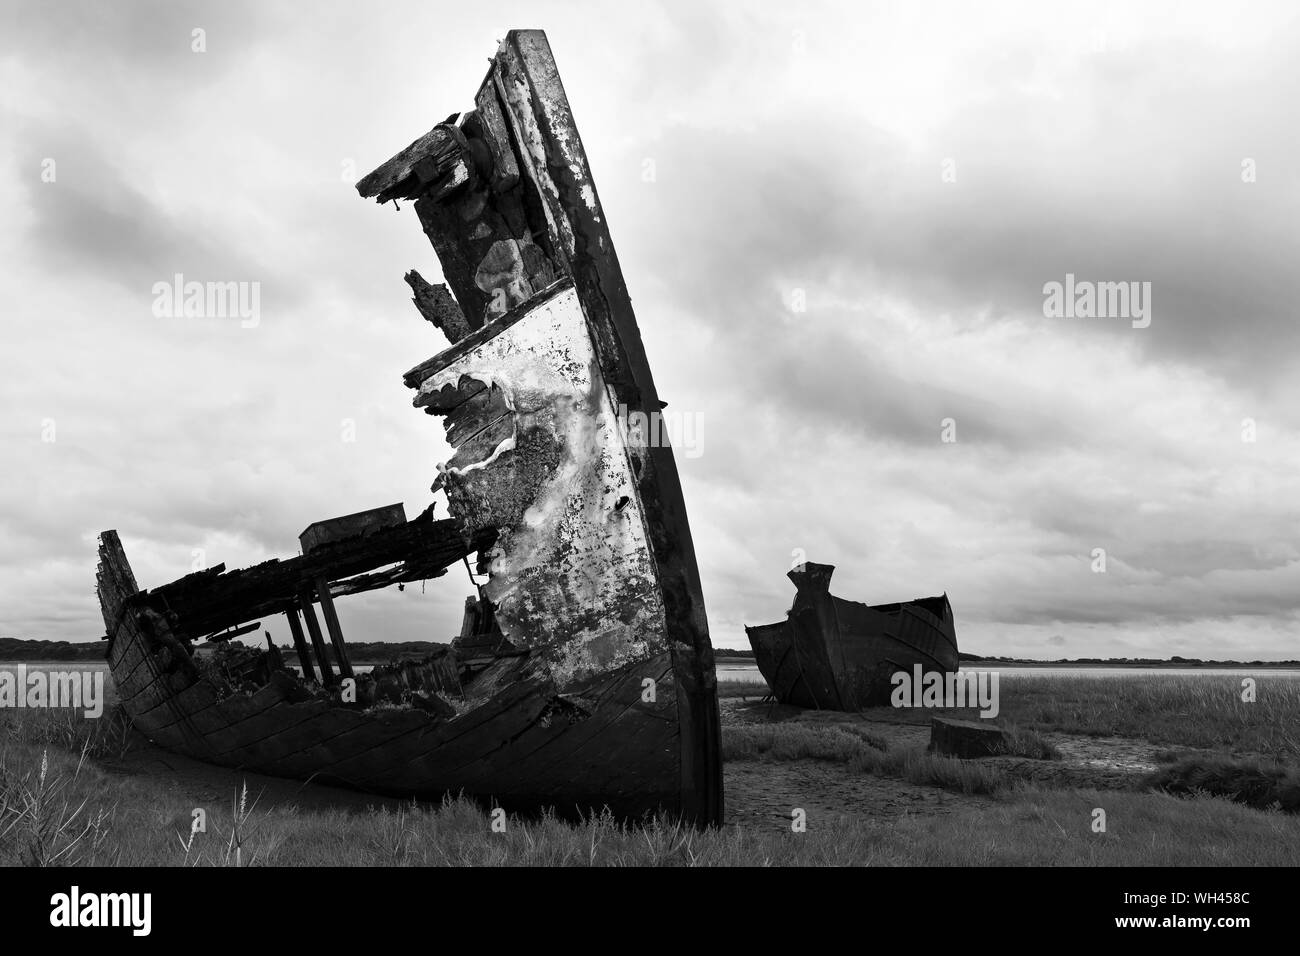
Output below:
[314,576,353,680]
[298,591,335,686]
[284,606,317,683]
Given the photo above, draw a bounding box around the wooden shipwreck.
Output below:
[745,563,959,710]
[96,30,722,825]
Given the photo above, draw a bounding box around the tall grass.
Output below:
[884,674,1300,759]
[0,705,134,760]
[3,734,1297,865]
[0,747,118,866]
[4,699,1300,865]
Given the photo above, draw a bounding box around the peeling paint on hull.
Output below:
[419,283,668,688]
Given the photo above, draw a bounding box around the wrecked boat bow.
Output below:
[97,30,722,825]
[746,562,960,711]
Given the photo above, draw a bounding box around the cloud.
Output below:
[3,0,1299,663]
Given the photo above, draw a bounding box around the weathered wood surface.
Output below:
[747,562,960,711]
[144,513,487,639]
[492,31,721,824]
[284,607,316,683]
[99,532,683,817]
[314,575,353,680]
[355,124,474,204]
[358,30,721,824]
[300,503,406,554]
[405,270,471,344]
[298,592,334,686]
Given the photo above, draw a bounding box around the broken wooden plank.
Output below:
[315,575,353,681]
[405,270,472,344]
[146,515,483,639]
[300,503,407,554]
[298,592,335,687]
[203,620,261,643]
[284,606,317,683]
[470,87,520,193]
[356,124,474,204]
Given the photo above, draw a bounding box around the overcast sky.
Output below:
[3,0,1299,659]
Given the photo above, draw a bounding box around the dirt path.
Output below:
[724,761,996,830]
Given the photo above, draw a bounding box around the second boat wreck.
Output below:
[96,30,722,825]
[746,562,960,710]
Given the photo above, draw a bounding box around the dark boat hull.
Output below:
[746,563,959,710]
[99,531,683,818]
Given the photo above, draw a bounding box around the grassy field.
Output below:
[2,672,1298,866]
[972,674,1300,759]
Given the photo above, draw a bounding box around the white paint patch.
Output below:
[416,286,667,687]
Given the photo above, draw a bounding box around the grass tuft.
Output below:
[723,723,887,762]
[1144,755,1300,813]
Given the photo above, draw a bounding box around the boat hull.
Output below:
[746,563,959,710]
[99,531,683,818]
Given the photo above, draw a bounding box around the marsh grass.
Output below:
[723,722,888,762]
[967,674,1300,759]
[1144,755,1300,813]
[177,782,269,867]
[0,746,118,866]
[728,673,1297,757]
[717,680,772,700]
[3,734,1297,865]
[0,704,134,761]
[996,725,1060,760]
[853,746,1011,795]
[5,704,1300,865]
[723,722,1014,795]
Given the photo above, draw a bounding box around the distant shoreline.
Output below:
[959,658,1300,669]
[1,634,1297,670]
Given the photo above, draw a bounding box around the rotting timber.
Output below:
[96,30,722,825]
[745,563,959,710]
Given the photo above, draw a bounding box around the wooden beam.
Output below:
[298,592,335,686]
[284,606,317,683]
[143,516,484,640]
[203,621,261,643]
[356,124,473,204]
[405,270,471,343]
[315,576,353,680]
